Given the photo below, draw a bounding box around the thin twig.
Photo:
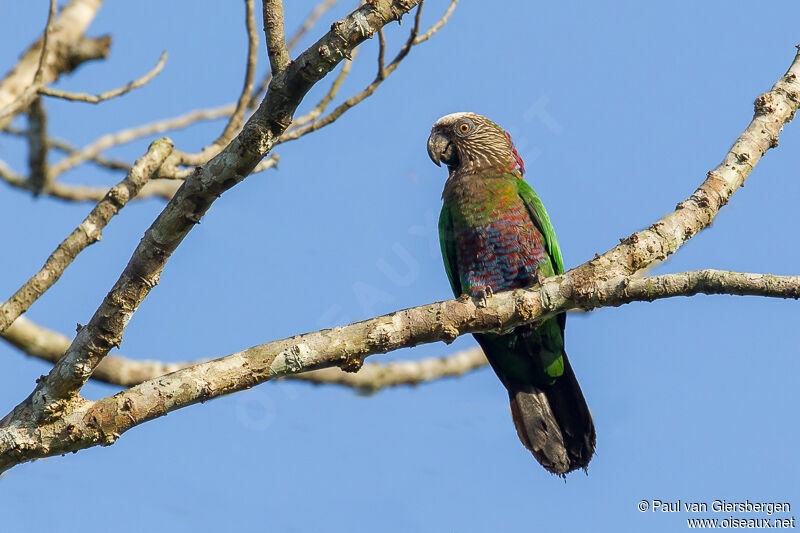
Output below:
[377,28,386,79]
[49,103,233,178]
[217,0,259,144]
[413,0,458,44]
[48,136,130,172]
[0,0,61,122]
[5,124,131,172]
[247,0,339,111]
[279,0,435,143]
[39,51,167,104]
[288,0,338,51]
[252,153,280,173]
[0,158,180,202]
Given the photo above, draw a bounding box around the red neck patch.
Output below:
[505,132,525,176]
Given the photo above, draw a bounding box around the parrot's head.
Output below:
[427,112,524,176]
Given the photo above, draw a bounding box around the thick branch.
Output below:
[0,139,174,335]
[262,0,290,75]
[7,267,794,391]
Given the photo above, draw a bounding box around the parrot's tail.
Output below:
[507,355,596,475]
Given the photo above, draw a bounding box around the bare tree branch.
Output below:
[289,50,356,129]
[0,162,180,202]
[2,316,197,387]
[45,133,130,172]
[26,98,49,194]
[262,0,291,75]
[3,0,427,426]
[279,0,446,143]
[286,347,487,392]
[2,266,796,392]
[2,0,430,202]
[0,139,174,335]
[217,0,259,144]
[38,51,167,104]
[1,316,488,391]
[14,0,341,184]
[247,0,339,110]
[47,104,235,178]
[252,153,280,173]
[0,0,56,122]
[580,53,800,286]
[413,0,457,44]
[596,269,800,306]
[0,0,108,128]
[3,125,130,172]
[377,28,386,79]
[65,36,112,68]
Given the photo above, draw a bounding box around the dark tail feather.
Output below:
[508,356,596,475]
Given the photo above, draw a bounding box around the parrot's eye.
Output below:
[455,118,474,137]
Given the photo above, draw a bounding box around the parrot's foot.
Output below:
[472,286,494,308]
[534,269,547,287]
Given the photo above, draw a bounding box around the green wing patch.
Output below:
[438,205,462,296]
[516,178,564,275]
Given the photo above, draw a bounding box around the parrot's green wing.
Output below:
[438,205,462,296]
[516,177,564,276]
[516,176,566,381]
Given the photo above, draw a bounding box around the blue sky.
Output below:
[1,1,799,531]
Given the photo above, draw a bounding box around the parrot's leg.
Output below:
[471,285,494,308]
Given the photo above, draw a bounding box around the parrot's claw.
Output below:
[473,286,494,308]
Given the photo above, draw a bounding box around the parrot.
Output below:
[427,112,595,475]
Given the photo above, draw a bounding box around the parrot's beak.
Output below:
[427,130,450,167]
